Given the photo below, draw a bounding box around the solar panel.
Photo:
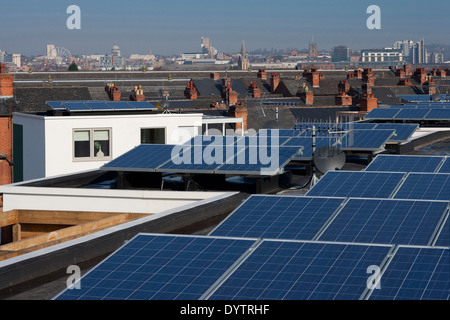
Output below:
[306,171,406,199]
[364,108,400,120]
[393,173,450,201]
[46,101,66,110]
[209,195,346,240]
[424,108,450,120]
[373,123,418,142]
[158,142,233,174]
[101,144,175,172]
[106,101,135,110]
[54,234,257,300]
[438,157,450,173]
[63,102,92,112]
[434,217,449,247]
[393,108,430,120]
[367,246,449,300]
[85,102,114,111]
[128,101,157,110]
[207,240,394,300]
[215,146,302,175]
[365,155,445,173]
[317,198,449,246]
[339,129,395,151]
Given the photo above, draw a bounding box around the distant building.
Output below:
[361,48,403,64]
[47,44,57,58]
[238,40,250,70]
[112,44,121,57]
[309,42,318,58]
[409,39,428,64]
[430,52,444,64]
[332,45,350,63]
[393,40,415,57]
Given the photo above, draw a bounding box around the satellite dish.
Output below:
[313,146,346,173]
[431,93,440,102]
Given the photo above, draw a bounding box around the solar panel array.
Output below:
[397,94,448,102]
[102,135,303,176]
[56,152,449,301]
[364,106,450,121]
[46,100,157,112]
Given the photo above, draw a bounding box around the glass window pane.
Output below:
[94,130,110,157]
[74,131,90,158]
[141,128,165,144]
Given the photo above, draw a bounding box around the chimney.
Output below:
[303,68,322,87]
[338,80,350,95]
[403,64,412,76]
[398,78,412,86]
[257,69,267,80]
[424,79,437,95]
[0,63,14,98]
[249,82,261,99]
[413,68,427,84]
[228,103,248,132]
[354,68,363,79]
[436,69,446,78]
[297,84,313,105]
[270,73,280,93]
[184,80,198,100]
[210,72,220,80]
[130,85,145,101]
[362,68,375,86]
[360,93,378,112]
[347,72,354,79]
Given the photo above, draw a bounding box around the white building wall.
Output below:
[13,114,46,181]
[13,113,203,181]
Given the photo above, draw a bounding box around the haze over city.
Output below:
[1,0,450,56]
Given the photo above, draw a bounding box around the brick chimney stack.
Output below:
[360,81,377,112]
[184,80,198,100]
[130,85,146,101]
[413,68,427,84]
[0,63,14,98]
[303,68,322,87]
[249,82,261,99]
[257,69,267,80]
[270,73,280,93]
[105,82,121,101]
[335,80,352,106]
[228,103,248,132]
[297,84,313,105]
[424,79,437,95]
[362,68,375,86]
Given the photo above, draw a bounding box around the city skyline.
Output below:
[1,0,450,57]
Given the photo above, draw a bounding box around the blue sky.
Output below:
[1,0,449,56]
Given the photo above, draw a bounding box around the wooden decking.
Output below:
[0,209,149,262]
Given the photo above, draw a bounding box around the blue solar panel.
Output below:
[54,234,257,300]
[208,240,393,300]
[209,195,345,240]
[393,108,430,120]
[339,130,394,150]
[438,157,450,173]
[63,102,92,112]
[364,108,400,120]
[128,101,157,110]
[393,173,450,201]
[318,198,449,246]
[434,217,449,247]
[367,246,449,300]
[366,155,445,173]
[374,123,418,142]
[101,144,175,172]
[106,101,135,110]
[46,101,66,110]
[215,146,301,175]
[424,108,450,120]
[85,102,114,111]
[306,171,405,199]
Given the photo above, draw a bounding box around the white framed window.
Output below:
[73,128,112,161]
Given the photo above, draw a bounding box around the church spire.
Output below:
[240,40,246,57]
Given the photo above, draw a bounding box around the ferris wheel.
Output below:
[55,47,72,60]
